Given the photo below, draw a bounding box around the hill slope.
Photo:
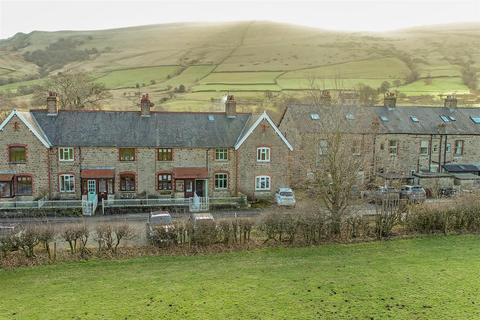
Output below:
[0,21,479,113]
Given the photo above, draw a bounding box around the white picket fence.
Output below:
[0,196,245,216]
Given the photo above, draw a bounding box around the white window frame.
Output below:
[214,173,228,190]
[389,140,398,156]
[255,176,271,191]
[59,147,74,162]
[215,148,228,161]
[454,140,464,156]
[420,141,429,156]
[256,147,271,162]
[59,174,75,193]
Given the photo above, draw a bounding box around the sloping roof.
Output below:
[281,104,480,135]
[0,110,52,148]
[234,112,293,151]
[442,163,480,173]
[30,110,251,148]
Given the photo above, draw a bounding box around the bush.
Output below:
[62,224,88,254]
[192,220,217,246]
[16,226,41,258]
[96,223,136,253]
[37,224,56,260]
[259,212,298,244]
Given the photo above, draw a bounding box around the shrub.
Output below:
[259,212,298,244]
[16,226,40,258]
[96,223,136,253]
[192,220,217,246]
[37,224,56,260]
[62,224,88,254]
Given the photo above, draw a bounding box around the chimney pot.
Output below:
[225,95,237,118]
[140,93,153,117]
[47,92,59,116]
[444,94,457,110]
[383,92,397,109]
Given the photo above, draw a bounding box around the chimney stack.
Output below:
[383,92,397,110]
[140,94,154,117]
[47,92,59,116]
[320,90,332,106]
[444,95,457,110]
[225,95,237,118]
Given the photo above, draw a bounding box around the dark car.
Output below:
[146,211,175,244]
[400,185,426,203]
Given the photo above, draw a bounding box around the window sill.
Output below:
[60,191,76,193]
[157,160,173,162]
[214,188,228,191]
[8,162,26,165]
[255,189,271,192]
[59,160,75,162]
[256,161,271,163]
[119,160,136,162]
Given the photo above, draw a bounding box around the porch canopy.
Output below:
[81,169,115,179]
[442,163,480,174]
[0,174,14,181]
[173,167,208,179]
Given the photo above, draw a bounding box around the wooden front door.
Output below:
[184,179,194,198]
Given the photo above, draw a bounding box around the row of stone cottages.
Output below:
[1,92,480,202]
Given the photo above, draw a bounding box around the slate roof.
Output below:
[282,104,480,135]
[30,110,252,148]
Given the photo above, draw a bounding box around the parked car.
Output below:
[189,213,215,228]
[275,188,296,207]
[400,185,426,203]
[146,211,175,243]
[367,186,399,203]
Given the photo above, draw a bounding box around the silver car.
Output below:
[275,188,296,207]
[400,185,426,203]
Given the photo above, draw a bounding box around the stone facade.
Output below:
[0,109,292,201]
[237,118,292,199]
[0,114,50,200]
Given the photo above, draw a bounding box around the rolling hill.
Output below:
[0,21,479,115]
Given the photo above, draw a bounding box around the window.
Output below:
[380,115,389,122]
[214,173,228,190]
[255,176,271,191]
[256,147,271,162]
[410,115,419,123]
[471,116,480,124]
[454,140,464,156]
[59,174,75,193]
[319,140,329,155]
[0,180,13,198]
[158,174,172,190]
[420,141,429,156]
[389,140,398,156]
[9,146,26,163]
[446,143,451,153]
[351,142,361,156]
[448,115,456,121]
[215,148,228,161]
[440,115,450,123]
[208,115,215,121]
[59,147,74,161]
[310,113,320,120]
[120,174,135,191]
[158,148,173,161]
[16,176,32,195]
[345,113,355,120]
[119,148,135,161]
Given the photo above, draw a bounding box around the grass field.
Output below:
[95,66,181,89]
[1,235,480,319]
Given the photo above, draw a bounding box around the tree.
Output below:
[32,71,111,110]
[305,84,370,236]
[378,81,391,94]
[357,84,378,107]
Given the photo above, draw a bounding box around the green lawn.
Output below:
[1,235,480,319]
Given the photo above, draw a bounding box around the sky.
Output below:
[0,0,479,39]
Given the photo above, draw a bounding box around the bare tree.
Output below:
[306,84,371,235]
[32,71,111,110]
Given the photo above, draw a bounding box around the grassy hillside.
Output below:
[0,21,479,114]
[1,235,480,319]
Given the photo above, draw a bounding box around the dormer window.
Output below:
[345,113,355,120]
[380,115,389,122]
[410,116,419,123]
[119,148,135,161]
[310,113,320,120]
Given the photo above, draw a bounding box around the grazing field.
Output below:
[95,66,181,89]
[1,235,480,319]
